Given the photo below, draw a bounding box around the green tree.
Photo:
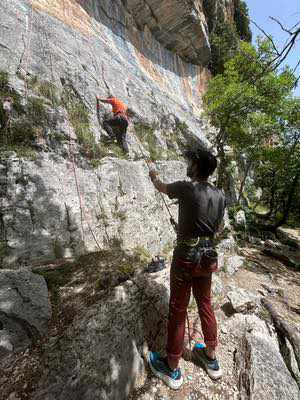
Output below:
[210,19,239,75]
[234,0,252,42]
[254,98,300,228]
[204,40,297,215]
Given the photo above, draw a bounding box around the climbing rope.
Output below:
[54,0,103,252]
[23,0,34,101]
[132,133,178,232]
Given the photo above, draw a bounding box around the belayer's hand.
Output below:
[149,169,158,182]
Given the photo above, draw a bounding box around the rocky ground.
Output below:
[1,229,300,400]
[129,230,300,400]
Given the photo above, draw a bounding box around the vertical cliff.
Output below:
[0,0,236,267]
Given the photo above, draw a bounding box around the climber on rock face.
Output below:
[96,94,129,154]
[147,148,226,390]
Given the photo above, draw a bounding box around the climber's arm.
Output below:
[149,170,168,194]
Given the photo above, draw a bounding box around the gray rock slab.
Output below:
[227,287,260,313]
[223,255,245,275]
[234,210,246,226]
[0,269,51,354]
[236,323,300,400]
[31,270,169,400]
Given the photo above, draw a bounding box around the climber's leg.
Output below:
[115,115,129,154]
[102,118,116,139]
[192,275,222,380]
[166,259,192,370]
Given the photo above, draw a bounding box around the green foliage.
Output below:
[27,96,48,125]
[210,19,239,75]
[208,0,252,75]
[38,80,60,108]
[27,75,60,108]
[52,237,64,259]
[98,136,127,160]
[234,0,252,42]
[0,145,37,160]
[135,123,162,161]
[61,87,100,159]
[62,87,91,144]
[131,245,151,264]
[0,71,49,157]
[165,121,190,160]
[0,70,24,114]
[204,39,299,227]
[135,121,189,161]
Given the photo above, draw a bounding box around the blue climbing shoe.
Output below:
[193,345,222,380]
[147,351,183,390]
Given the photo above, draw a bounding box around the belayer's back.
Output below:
[179,181,225,238]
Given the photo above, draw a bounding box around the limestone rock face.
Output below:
[0,0,219,268]
[124,0,211,64]
[0,154,186,267]
[0,269,51,356]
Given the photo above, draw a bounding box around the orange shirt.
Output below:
[106,97,127,115]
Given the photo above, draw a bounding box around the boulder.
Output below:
[227,287,260,313]
[217,236,236,255]
[223,255,245,275]
[212,273,224,297]
[234,210,246,227]
[30,271,170,400]
[0,269,51,355]
[235,317,300,400]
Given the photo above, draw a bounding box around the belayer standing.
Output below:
[96,95,129,154]
[148,148,225,390]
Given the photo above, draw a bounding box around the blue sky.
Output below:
[246,0,300,96]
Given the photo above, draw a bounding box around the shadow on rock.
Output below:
[27,268,170,400]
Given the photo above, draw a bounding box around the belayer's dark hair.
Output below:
[185,148,217,179]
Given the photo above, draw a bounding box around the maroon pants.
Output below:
[166,258,218,367]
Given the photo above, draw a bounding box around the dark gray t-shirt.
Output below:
[167,180,225,239]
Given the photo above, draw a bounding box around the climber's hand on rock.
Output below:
[149,169,158,182]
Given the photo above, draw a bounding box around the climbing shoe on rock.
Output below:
[193,345,222,380]
[147,351,183,390]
